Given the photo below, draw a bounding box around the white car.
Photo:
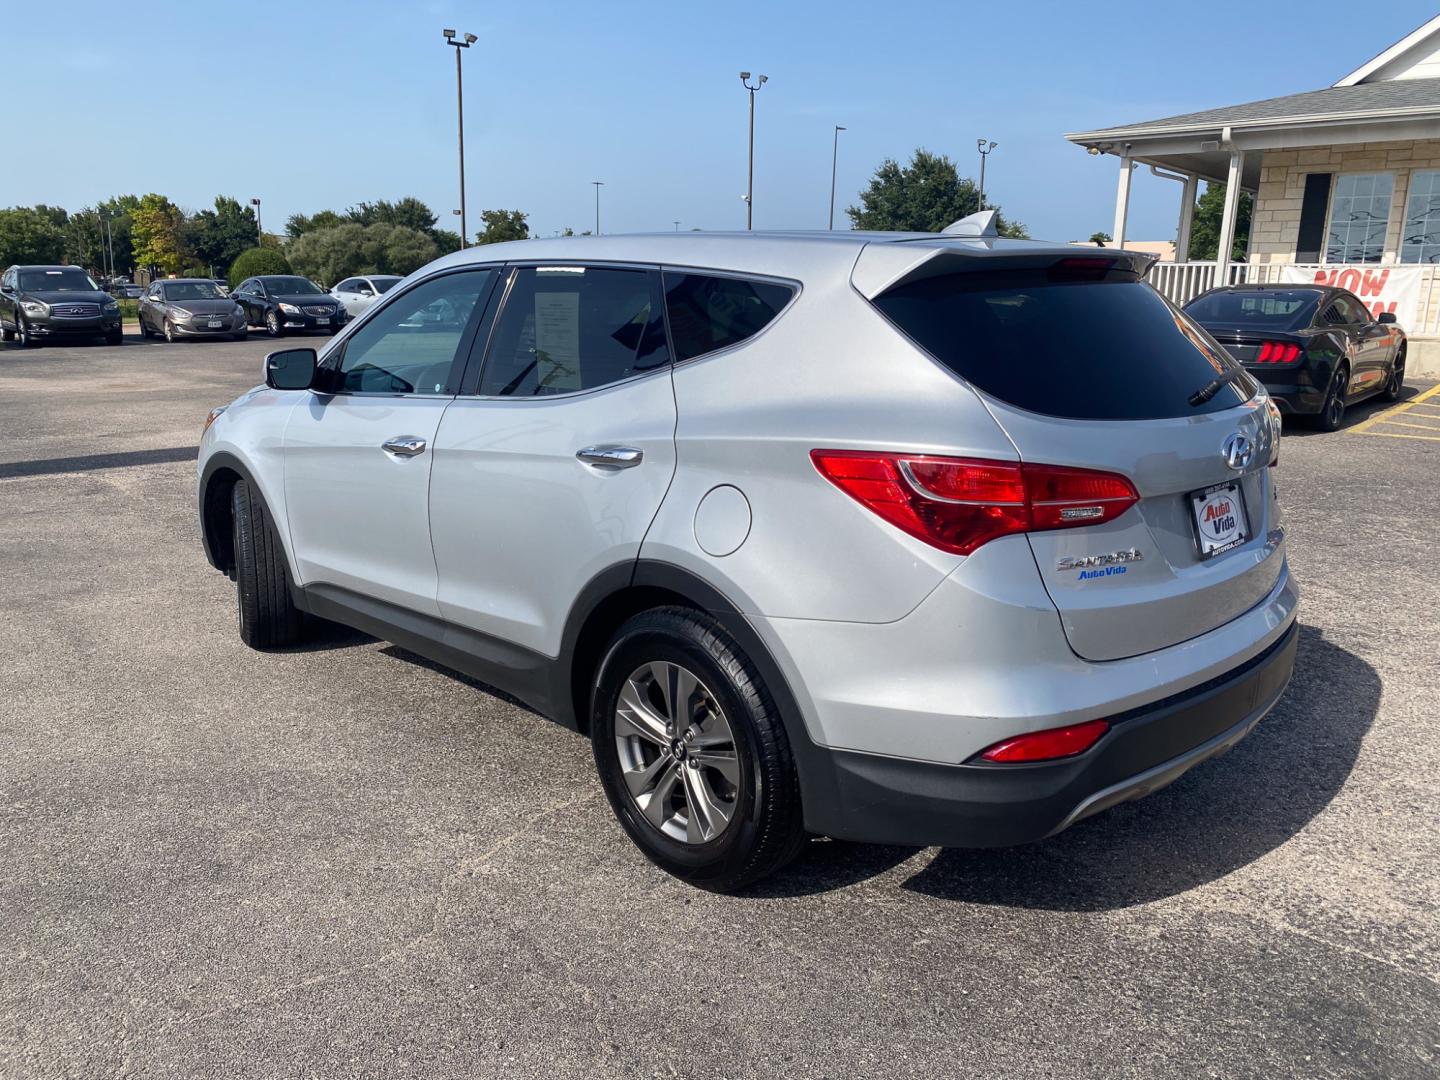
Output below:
[331,275,402,317]
[197,221,1297,891]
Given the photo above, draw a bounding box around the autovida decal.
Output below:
[1057,548,1144,582]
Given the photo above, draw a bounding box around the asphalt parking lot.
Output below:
[1,332,1437,1079]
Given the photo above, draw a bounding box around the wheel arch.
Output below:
[199,451,294,580]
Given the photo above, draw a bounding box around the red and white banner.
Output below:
[1278,265,1424,328]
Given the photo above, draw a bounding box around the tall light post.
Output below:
[592,181,604,235]
[976,139,997,212]
[249,198,262,245]
[739,72,767,230]
[828,125,847,230]
[673,220,680,232]
[444,28,478,248]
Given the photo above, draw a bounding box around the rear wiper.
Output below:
[1188,366,1246,407]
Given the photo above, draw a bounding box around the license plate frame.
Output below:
[314,317,330,326]
[1190,481,1250,560]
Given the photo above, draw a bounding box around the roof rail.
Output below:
[941,210,999,237]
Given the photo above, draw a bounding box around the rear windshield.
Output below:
[1184,289,1319,331]
[873,270,1254,420]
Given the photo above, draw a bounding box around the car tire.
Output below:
[1311,363,1349,432]
[15,314,35,348]
[106,330,123,346]
[163,320,176,343]
[591,606,806,892]
[231,478,304,650]
[1381,346,1406,403]
[265,310,283,338]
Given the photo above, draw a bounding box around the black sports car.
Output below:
[1183,284,1406,431]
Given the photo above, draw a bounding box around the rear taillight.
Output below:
[811,451,1139,557]
[976,718,1110,763]
[1255,341,1302,364]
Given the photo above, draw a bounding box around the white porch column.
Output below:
[1176,173,1198,262]
[1214,150,1246,281]
[1112,155,1134,248]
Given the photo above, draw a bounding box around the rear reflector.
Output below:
[1255,341,1302,364]
[976,718,1110,763]
[811,451,1139,557]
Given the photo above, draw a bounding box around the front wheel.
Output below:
[591,607,805,892]
[231,479,304,650]
[106,329,123,346]
[15,315,35,348]
[163,319,177,343]
[265,310,283,337]
[1381,347,1406,402]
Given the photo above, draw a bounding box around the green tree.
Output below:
[1089,231,1111,245]
[97,195,140,277]
[1187,182,1252,261]
[131,194,188,274]
[227,247,292,288]
[847,149,1028,237]
[286,209,347,237]
[432,228,462,252]
[188,196,259,276]
[475,209,529,245]
[288,222,438,284]
[347,197,438,233]
[0,207,67,265]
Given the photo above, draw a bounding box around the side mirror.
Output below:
[265,347,317,390]
[1377,312,1397,324]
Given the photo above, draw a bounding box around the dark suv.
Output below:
[0,265,123,347]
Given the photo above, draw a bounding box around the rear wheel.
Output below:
[0,321,13,342]
[1381,347,1406,402]
[591,607,805,892]
[231,479,304,649]
[1311,363,1349,432]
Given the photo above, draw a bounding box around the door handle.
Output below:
[576,445,643,468]
[382,436,427,457]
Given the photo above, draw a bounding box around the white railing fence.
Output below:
[1146,261,1440,336]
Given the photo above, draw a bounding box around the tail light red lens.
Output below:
[1255,341,1301,364]
[810,451,1139,557]
[976,718,1110,763]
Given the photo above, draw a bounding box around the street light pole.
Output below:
[592,181,604,235]
[249,198,262,245]
[444,29,478,248]
[828,125,846,229]
[976,139,997,212]
[739,72,767,230]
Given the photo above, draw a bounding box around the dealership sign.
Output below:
[1278,265,1424,328]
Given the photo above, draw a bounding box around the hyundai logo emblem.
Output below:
[1222,432,1253,471]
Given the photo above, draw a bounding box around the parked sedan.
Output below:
[331,274,402,317]
[231,275,344,337]
[1183,284,1406,431]
[138,279,247,342]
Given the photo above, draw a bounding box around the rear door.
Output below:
[872,260,1282,662]
[428,263,676,656]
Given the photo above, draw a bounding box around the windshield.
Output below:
[261,276,323,295]
[873,269,1255,420]
[374,277,401,294]
[19,269,98,292]
[1184,289,1320,332]
[163,282,224,301]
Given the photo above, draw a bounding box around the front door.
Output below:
[429,264,677,657]
[1340,292,1392,394]
[282,267,499,615]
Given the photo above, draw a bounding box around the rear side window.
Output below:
[480,266,668,396]
[663,272,794,362]
[873,270,1254,420]
[1183,289,1320,331]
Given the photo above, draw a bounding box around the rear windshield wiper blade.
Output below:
[1188,366,1245,407]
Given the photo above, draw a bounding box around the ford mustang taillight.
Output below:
[810,450,1139,556]
[1254,341,1302,364]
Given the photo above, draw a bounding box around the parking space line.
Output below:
[1349,382,1440,434]
[1375,419,1440,432]
[1356,430,1440,442]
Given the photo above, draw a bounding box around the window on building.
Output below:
[1401,169,1440,264]
[1325,173,1393,264]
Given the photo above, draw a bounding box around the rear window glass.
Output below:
[873,271,1254,420]
[1184,289,1320,331]
[663,272,794,362]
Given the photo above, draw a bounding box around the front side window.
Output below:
[1401,169,1440,264]
[479,266,668,396]
[663,272,794,362]
[1326,173,1393,264]
[334,269,494,394]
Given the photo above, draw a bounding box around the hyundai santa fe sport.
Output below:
[197,216,1299,891]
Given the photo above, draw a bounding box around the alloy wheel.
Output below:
[164,320,175,343]
[1390,356,1406,396]
[17,316,29,347]
[613,661,740,844]
[266,311,280,336]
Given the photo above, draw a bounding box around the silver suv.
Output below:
[198,220,1298,891]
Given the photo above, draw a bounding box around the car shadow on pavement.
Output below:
[762,624,1379,909]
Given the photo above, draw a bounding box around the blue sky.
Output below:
[6,1,1436,242]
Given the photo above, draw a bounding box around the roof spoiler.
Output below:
[851,242,1158,300]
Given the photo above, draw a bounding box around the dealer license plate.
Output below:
[207,319,223,329]
[1190,482,1249,559]
[315,317,329,326]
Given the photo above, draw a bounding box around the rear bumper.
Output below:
[1244,366,1327,415]
[803,620,1298,848]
